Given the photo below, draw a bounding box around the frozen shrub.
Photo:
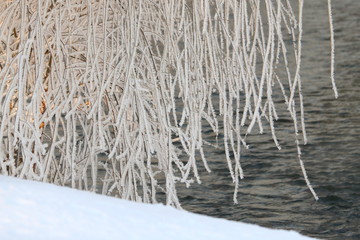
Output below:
[0,0,336,207]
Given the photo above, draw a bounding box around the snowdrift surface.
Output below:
[0,176,314,240]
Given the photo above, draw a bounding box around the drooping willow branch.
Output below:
[0,0,336,207]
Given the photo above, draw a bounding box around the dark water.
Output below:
[176,1,360,239]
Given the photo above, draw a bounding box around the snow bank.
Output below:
[0,176,314,240]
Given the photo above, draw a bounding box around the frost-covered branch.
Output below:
[0,0,336,207]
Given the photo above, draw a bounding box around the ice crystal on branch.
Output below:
[0,0,336,207]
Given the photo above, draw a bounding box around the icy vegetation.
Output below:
[0,175,315,240]
[0,0,336,207]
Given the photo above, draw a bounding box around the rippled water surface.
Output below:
[176,1,360,239]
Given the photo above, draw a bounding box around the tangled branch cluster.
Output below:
[0,0,336,207]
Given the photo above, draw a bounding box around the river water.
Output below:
[175,1,360,239]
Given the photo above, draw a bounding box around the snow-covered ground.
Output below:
[0,175,314,240]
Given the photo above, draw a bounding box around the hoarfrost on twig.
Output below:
[0,0,336,207]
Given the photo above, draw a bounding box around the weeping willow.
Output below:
[0,0,337,207]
